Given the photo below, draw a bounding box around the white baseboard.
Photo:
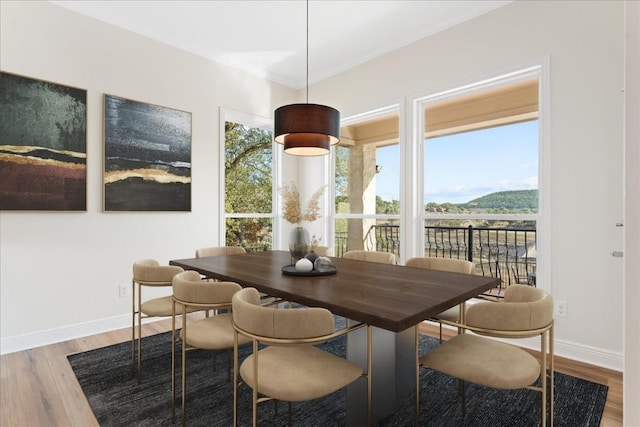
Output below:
[0,314,131,355]
[0,317,624,372]
[548,337,623,372]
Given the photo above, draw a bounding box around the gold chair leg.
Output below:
[252,340,259,427]
[550,323,555,426]
[368,325,372,427]
[171,300,177,423]
[415,325,420,427]
[131,279,136,377]
[233,333,239,427]
[137,283,142,382]
[181,307,188,427]
[541,328,547,427]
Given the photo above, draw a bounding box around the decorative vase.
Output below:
[289,226,310,262]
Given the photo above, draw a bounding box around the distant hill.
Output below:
[462,190,538,210]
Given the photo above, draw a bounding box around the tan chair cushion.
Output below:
[434,306,459,322]
[343,250,397,265]
[312,246,333,257]
[173,270,242,304]
[233,288,335,339]
[195,246,246,258]
[421,333,540,389]
[181,313,250,349]
[466,285,553,331]
[138,296,193,316]
[133,259,183,284]
[240,345,363,401]
[405,257,474,274]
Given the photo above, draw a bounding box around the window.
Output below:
[420,74,540,292]
[334,108,400,257]
[222,110,275,251]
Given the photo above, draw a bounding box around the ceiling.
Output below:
[50,0,511,89]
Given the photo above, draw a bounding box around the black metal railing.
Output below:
[359,224,536,290]
[334,232,347,258]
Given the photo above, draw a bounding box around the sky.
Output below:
[375,120,538,204]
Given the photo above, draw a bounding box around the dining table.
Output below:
[170,250,499,425]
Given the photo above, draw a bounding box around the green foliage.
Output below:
[225,217,272,250]
[224,122,272,214]
[463,190,538,210]
[334,146,349,211]
[224,122,273,248]
[376,196,399,214]
[426,190,538,215]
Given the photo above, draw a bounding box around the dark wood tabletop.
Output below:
[170,250,499,332]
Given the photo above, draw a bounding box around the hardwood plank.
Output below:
[45,342,99,427]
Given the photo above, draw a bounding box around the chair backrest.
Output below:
[405,257,474,274]
[133,259,183,284]
[343,250,397,265]
[312,246,333,257]
[232,287,335,340]
[195,246,246,258]
[173,270,242,304]
[465,285,553,332]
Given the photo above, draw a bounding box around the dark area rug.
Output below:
[68,323,608,426]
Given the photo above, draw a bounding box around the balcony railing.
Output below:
[355,224,536,291]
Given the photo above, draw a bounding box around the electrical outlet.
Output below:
[554,300,568,318]
[119,283,130,298]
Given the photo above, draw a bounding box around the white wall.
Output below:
[0,1,295,352]
[0,0,628,373]
[624,1,640,424]
[314,0,625,369]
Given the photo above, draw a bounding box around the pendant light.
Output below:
[274,0,340,156]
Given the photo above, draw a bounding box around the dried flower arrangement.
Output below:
[279,182,325,225]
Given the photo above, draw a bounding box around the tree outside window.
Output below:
[224,121,273,251]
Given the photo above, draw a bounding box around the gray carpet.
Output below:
[68,323,608,426]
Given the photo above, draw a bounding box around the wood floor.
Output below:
[0,318,623,426]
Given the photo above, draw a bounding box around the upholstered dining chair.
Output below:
[195,245,246,258]
[343,249,397,265]
[195,246,247,287]
[416,285,554,426]
[171,270,250,426]
[132,259,194,381]
[311,245,333,257]
[405,257,475,340]
[231,287,372,427]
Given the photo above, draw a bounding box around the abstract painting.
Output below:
[103,95,191,211]
[0,71,87,210]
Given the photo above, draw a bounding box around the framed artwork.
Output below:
[0,71,87,211]
[103,94,191,211]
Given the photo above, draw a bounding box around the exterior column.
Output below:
[347,144,377,250]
